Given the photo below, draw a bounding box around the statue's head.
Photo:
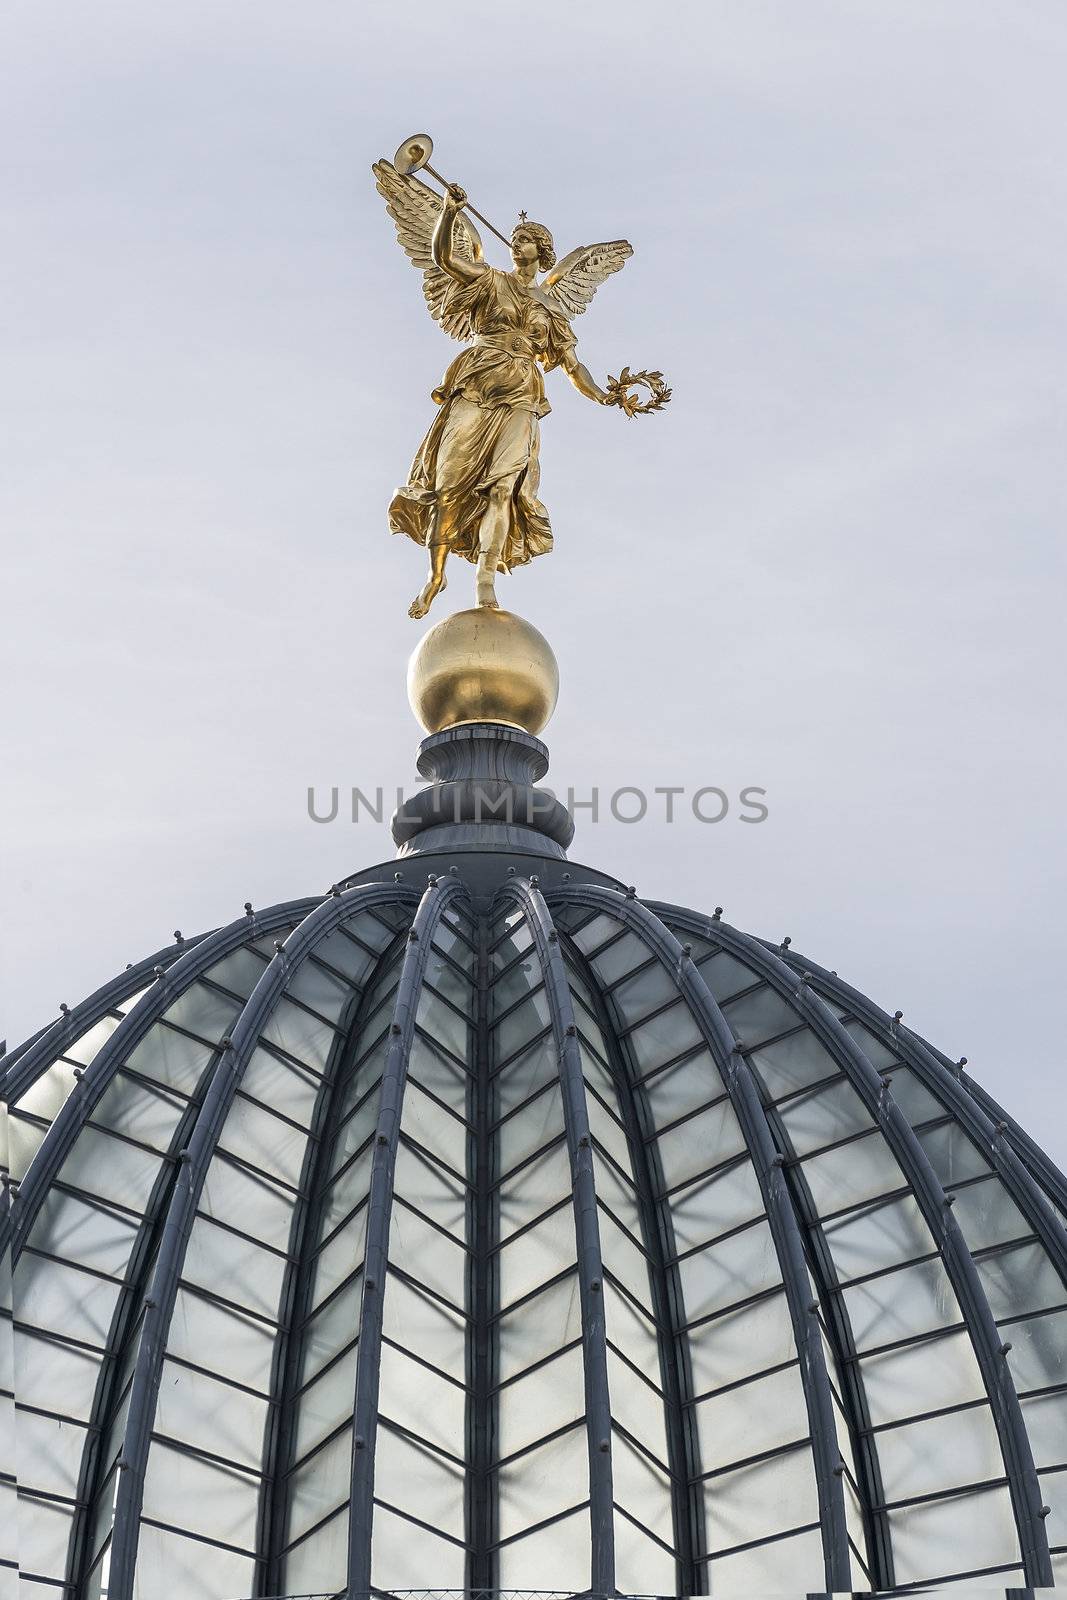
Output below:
[511,219,555,273]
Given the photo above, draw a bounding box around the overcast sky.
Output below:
[3,2,1065,1159]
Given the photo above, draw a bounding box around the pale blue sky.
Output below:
[3,2,1066,1155]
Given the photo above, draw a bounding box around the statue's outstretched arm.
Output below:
[432,187,485,285]
[562,346,637,412]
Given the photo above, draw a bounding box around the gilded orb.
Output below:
[407,608,559,735]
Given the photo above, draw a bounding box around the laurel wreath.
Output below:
[605,365,672,416]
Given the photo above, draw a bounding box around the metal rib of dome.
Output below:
[5,870,1067,1597]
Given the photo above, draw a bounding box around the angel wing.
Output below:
[372,158,485,341]
[541,239,633,318]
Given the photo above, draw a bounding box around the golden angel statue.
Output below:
[373,136,669,618]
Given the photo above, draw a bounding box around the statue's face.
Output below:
[511,229,540,270]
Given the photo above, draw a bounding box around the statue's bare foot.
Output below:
[475,572,499,608]
[408,573,446,620]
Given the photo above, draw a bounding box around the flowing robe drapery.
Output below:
[389,268,576,571]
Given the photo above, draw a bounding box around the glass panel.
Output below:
[496,1424,588,1540]
[777,1076,873,1156]
[694,1361,808,1472]
[876,1403,1003,1500]
[132,1523,253,1600]
[498,1271,581,1381]
[370,1503,467,1588]
[707,1524,826,1588]
[859,1330,985,1427]
[843,1256,961,1352]
[678,1217,781,1323]
[655,1099,747,1189]
[497,1504,591,1589]
[887,1483,1019,1583]
[688,1291,798,1393]
[497,1345,585,1459]
[282,1504,348,1597]
[498,1205,576,1310]
[702,1442,818,1552]
[374,1424,465,1539]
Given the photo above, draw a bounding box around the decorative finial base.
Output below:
[407,608,558,736]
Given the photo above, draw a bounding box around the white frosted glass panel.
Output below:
[498,1143,571,1242]
[284,956,355,1023]
[678,1217,781,1322]
[14,1331,102,1421]
[498,1089,565,1175]
[201,1154,295,1252]
[1007,1310,1067,1394]
[377,1342,465,1455]
[607,1348,668,1463]
[26,1190,139,1278]
[392,1140,466,1235]
[310,1217,367,1312]
[612,1430,675,1548]
[498,1205,576,1309]
[239,1047,320,1127]
[314,924,378,983]
[388,1204,465,1307]
[917,1120,990,1186]
[801,1130,904,1214]
[15,1493,75,1585]
[569,912,620,957]
[497,1345,585,1459]
[132,1523,253,1600]
[217,1095,306,1186]
[293,1342,358,1461]
[140,1441,259,1547]
[497,1504,590,1589]
[282,1505,348,1597]
[604,1279,660,1376]
[695,1361,808,1472]
[494,991,551,1061]
[300,1275,362,1384]
[408,1033,469,1114]
[374,1425,465,1538]
[583,1088,631,1171]
[748,1027,837,1101]
[598,1208,654,1312]
[399,1080,466,1173]
[614,1511,677,1593]
[640,1051,725,1128]
[977,1239,1065,1320]
[371,1503,466,1589]
[499,1271,581,1381]
[17,1255,120,1347]
[628,1004,705,1075]
[688,1291,797,1393]
[778,1076,873,1155]
[89,1073,185,1150]
[125,1021,215,1096]
[669,1162,764,1254]
[949,1176,1030,1251]
[168,1286,275,1390]
[858,1329,984,1427]
[287,1423,352,1542]
[182,1216,286,1321]
[261,995,337,1075]
[58,1125,160,1212]
[719,985,798,1047]
[887,1484,1019,1583]
[879,1065,945,1125]
[155,1359,268,1470]
[707,1524,826,1590]
[822,1192,932,1282]
[703,1443,818,1553]
[843,1257,960,1352]
[14,1408,86,1498]
[496,1424,588,1539]
[612,960,679,1021]
[495,1035,559,1117]
[876,1403,1003,1499]
[416,985,471,1062]
[383,1275,466,1382]
[697,950,758,1002]
[1020,1391,1067,1468]
[655,1098,746,1188]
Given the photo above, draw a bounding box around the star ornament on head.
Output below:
[518,210,528,224]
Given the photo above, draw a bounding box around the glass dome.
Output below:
[5,808,1067,1597]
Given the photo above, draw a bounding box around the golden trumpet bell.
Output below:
[394,134,434,177]
[407,609,558,736]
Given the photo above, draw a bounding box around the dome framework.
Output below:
[5,848,1067,1598]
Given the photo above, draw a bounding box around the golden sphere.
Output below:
[407,608,559,736]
